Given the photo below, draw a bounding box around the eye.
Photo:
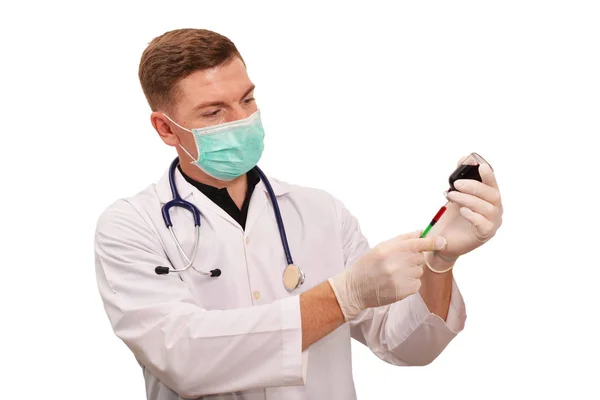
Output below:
[203,109,221,118]
[244,97,255,104]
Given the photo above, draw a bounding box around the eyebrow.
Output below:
[193,84,256,113]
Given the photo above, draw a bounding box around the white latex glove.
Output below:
[328,231,447,321]
[427,156,503,266]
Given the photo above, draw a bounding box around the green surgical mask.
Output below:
[164,110,265,181]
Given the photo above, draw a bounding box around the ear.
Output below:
[151,112,180,146]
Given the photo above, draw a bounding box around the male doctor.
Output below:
[94,28,503,400]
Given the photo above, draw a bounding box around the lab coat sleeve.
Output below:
[333,198,467,366]
[94,199,306,398]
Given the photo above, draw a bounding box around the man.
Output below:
[94,28,503,400]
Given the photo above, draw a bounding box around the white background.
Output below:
[1,1,599,399]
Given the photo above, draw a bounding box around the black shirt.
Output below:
[178,165,261,230]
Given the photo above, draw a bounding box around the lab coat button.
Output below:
[245,236,250,244]
[253,291,261,300]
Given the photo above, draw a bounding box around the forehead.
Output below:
[174,57,252,108]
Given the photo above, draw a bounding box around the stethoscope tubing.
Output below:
[160,157,296,279]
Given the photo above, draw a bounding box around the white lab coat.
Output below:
[94,165,467,400]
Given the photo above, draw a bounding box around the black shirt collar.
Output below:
[177,165,261,230]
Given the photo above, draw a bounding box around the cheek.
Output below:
[178,133,198,155]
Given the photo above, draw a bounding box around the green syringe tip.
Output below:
[420,224,433,238]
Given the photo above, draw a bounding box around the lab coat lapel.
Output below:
[245,186,270,235]
[245,173,291,235]
[156,166,191,204]
[191,191,242,230]
[155,165,243,231]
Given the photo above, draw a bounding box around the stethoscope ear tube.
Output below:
[154,225,208,275]
[154,266,221,276]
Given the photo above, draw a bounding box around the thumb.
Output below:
[405,236,448,253]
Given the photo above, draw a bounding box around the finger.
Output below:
[453,178,502,205]
[446,190,496,220]
[385,230,423,245]
[402,278,422,296]
[378,230,423,254]
[408,263,424,279]
[479,163,499,189]
[459,207,495,241]
[408,252,425,267]
[456,155,470,167]
[403,236,447,253]
[399,230,423,240]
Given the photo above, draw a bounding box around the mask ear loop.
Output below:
[162,114,199,163]
[178,143,198,163]
[162,113,193,133]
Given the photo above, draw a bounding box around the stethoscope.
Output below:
[154,157,306,292]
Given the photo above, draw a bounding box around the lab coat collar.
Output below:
[256,173,291,198]
[155,165,291,203]
[155,164,292,232]
[156,164,195,204]
[155,165,241,228]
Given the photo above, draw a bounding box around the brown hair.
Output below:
[138,28,244,112]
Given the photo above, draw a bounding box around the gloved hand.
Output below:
[426,156,503,268]
[328,231,447,321]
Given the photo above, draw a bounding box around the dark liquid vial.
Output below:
[448,164,481,192]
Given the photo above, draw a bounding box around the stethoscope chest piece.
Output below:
[283,264,305,292]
